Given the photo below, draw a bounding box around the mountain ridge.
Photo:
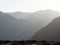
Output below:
[0,9,60,40]
[31,16,60,41]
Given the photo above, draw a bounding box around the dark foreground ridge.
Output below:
[0,40,60,45]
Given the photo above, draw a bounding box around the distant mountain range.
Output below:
[8,12,31,19]
[0,9,60,40]
[31,16,60,41]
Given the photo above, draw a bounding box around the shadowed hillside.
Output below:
[31,16,60,41]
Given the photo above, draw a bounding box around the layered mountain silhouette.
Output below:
[0,9,60,40]
[0,11,33,40]
[8,10,60,40]
[26,9,60,36]
[31,16,60,41]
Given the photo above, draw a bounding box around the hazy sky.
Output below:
[0,0,60,12]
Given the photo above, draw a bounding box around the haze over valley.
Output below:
[0,9,60,40]
[0,0,60,41]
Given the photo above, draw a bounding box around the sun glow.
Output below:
[0,0,60,12]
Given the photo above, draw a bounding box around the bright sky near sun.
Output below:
[0,0,60,12]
